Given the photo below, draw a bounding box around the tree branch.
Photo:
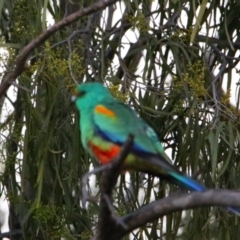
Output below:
[0,0,120,98]
[94,134,134,240]
[93,189,240,239]
[122,190,240,232]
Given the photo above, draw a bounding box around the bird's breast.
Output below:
[88,141,121,165]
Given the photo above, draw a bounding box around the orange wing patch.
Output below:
[89,142,120,164]
[95,105,116,118]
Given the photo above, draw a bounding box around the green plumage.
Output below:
[72,82,240,216]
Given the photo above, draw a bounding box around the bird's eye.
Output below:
[71,89,86,102]
[78,90,86,97]
[73,89,86,97]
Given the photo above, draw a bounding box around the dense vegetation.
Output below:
[0,0,240,239]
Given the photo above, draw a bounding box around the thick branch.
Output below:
[122,190,240,232]
[93,189,240,239]
[0,0,120,98]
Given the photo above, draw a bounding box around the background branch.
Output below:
[0,0,119,98]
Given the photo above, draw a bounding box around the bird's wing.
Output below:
[92,99,209,193]
[92,99,164,155]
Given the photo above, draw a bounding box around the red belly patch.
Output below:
[89,142,121,164]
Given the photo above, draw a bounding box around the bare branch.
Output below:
[92,189,240,239]
[122,190,240,233]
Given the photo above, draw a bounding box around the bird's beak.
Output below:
[71,88,78,102]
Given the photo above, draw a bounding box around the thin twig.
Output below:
[82,165,110,208]
[208,44,228,128]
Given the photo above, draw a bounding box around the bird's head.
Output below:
[72,82,112,111]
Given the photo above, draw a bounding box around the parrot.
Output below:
[72,82,240,216]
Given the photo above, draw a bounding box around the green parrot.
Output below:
[72,82,240,216]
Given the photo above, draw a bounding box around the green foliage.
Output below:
[181,61,207,98]
[125,11,150,33]
[108,84,128,103]
[28,41,85,89]
[171,60,207,112]
[0,0,240,239]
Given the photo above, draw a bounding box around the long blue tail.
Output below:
[169,171,206,191]
[169,172,240,216]
[143,154,240,216]
[228,207,240,216]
